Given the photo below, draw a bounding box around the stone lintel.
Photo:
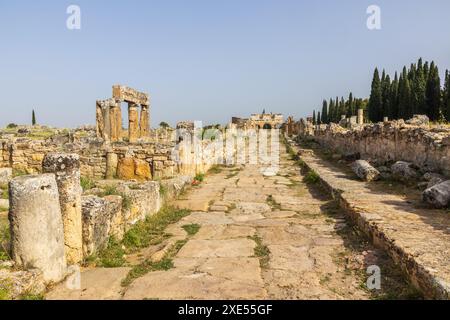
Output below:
[112,85,149,106]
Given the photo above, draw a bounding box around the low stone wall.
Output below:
[297,120,450,176]
[288,139,450,299]
[81,176,192,257]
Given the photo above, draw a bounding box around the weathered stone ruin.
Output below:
[96,85,150,143]
[0,85,233,298]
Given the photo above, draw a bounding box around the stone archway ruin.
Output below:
[96,85,150,143]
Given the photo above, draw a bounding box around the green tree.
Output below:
[317,111,321,125]
[159,121,170,128]
[398,67,412,119]
[312,110,316,125]
[389,72,399,120]
[346,92,354,117]
[32,109,36,126]
[368,68,382,122]
[321,100,328,124]
[444,70,450,121]
[339,97,346,119]
[328,98,335,123]
[412,58,427,115]
[425,61,441,121]
[381,72,391,118]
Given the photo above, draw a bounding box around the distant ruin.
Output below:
[96,85,150,143]
[231,112,283,130]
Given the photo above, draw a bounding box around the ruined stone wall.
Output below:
[301,121,450,176]
[0,130,220,181]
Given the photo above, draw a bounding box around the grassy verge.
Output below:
[89,206,191,268]
[303,170,320,184]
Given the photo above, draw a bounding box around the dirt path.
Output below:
[47,147,415,300]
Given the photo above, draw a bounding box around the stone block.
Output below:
[81,196,113,257]
[351,160,380,182]
[9,174,67,282]
[391,161,419,182]
[423,180,450,208]
[42,153,83,264]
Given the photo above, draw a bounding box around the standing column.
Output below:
[9,174,67,282]
[357,109,364,125]
[95,101,104,138]
[139,104,150,138]
[42,153,83,264]
[110,103,121,142]
[128,102,139,143]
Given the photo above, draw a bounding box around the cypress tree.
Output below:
[425,61,441,121]
[444,70,450,121]
[398,67,412,120]
[317,111,321,125]
[339,97,346,119]
[389,72,399,120]
[346,92,354,117]
[32,109,36,126]
[413,58,427,115]
[382,73,391,118]
[368,68,382,122]
[321,100,328,124]
[312,110,316,125]
[329,98,335,123]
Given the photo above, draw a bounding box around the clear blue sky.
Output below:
[1,0,450,128]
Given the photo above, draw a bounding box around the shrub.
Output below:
[304,170,320,184]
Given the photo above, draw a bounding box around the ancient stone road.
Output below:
[48,148,404,300]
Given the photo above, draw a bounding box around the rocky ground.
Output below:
[45,145,419,300]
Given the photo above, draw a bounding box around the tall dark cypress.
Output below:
[425,61,441,121]
[346,92,354,117]
[317,111,321,125]
[329,98,335,123]
[414,58,427,115]
[312,110,316,125]
[368,68,382,122]
[398,67,412,119]
[444,70,450,121]
[32,109,36,126]
[382,73,391,118]
[321,100,328,124]
[389,72,399,120]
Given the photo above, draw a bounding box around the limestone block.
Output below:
[42,153,83,264]
[82,196,113,257]
[104,195,125,240]
[117,157,151,181]
[0,168,12,185]
[351,160,380,182]
[117,181,161,225]
[423,180,450,208]
[117,157,135,180]
[9,174,67,282]
[391,161,419,182]
[134,159,151,180]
